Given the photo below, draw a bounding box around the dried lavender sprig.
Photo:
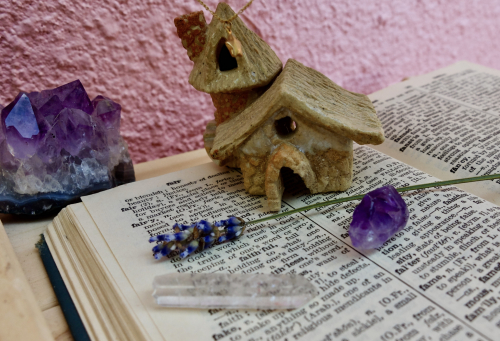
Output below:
[150,217,245,259]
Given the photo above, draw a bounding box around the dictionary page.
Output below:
[80,144,500,341]
[369,61,500,206]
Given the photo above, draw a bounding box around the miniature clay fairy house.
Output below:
[175,3,385,211]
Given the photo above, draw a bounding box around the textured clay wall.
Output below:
[1,0,500,163]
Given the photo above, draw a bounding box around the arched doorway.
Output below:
[265,143,317,211]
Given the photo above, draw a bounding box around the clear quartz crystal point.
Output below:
[152,273,317,309]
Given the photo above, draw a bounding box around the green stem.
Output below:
[246,173,500,226]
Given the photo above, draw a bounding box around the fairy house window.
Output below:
[175,4,384,212]
[275,116,297,137]
[217,39,238,71]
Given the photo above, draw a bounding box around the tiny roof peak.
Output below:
[215,2,235,20]
[188,2,282,94]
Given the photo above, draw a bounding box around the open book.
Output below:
[44,62,500,341]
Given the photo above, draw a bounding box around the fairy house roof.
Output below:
[210,59,385,161]
[188,3,282,94]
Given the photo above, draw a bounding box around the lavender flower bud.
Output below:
[202,235,216,249]
[218,226,242,242]
[196,220,214,235]
[215,216,244,227]
[152,241,176,259]
[226,225,242,234]
[173,223,195,231]
[149,230,191,243]
[180,241,199,258]
[152,243,164,253]
[218,235,229,243]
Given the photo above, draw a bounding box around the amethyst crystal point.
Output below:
[92,96,121,132]
[349,185,409,249]
[5,94,39,139]
[3,94,40,160]
[0,80,135,215]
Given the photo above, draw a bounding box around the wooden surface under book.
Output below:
[0,149,211,341]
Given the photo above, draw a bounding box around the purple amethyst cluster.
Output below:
[0,80,135,215]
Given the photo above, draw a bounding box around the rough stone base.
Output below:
[238,153,267,195]
[239,145,353,212]
[306,149,353,193]
[221,142,354,212]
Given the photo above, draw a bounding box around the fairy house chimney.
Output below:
[174,10,208,63]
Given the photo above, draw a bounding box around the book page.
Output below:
[81,145,500,341]
[369,61,500,205]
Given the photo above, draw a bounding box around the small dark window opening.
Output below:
[217,40,238,72]
[275,116,297,136]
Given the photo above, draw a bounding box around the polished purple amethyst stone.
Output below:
[349,185,409,249]
[0,80,135,215]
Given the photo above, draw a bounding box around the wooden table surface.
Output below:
[0,149,211,341]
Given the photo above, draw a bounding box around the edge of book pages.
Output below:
[44,61,500,341]
[46,204,160,340]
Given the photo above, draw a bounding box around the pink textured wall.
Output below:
[1,0,500,163]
